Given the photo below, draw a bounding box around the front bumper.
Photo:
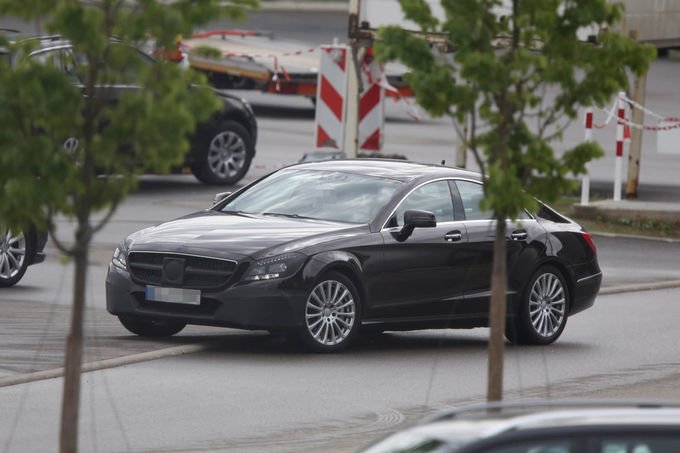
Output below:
[106,264,307,330]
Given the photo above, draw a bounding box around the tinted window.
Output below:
[221,169,404,224]
[480,439,573,453]
[391,181,454,226]
[456,180,493,221]
[600,435,680,453]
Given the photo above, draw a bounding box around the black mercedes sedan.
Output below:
[106,160,601,352]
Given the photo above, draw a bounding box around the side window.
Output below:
[29,48,78,82]
[479,439,573,453]
[456,180,494,221]
[391,181,454,227]
[600,436,680,453]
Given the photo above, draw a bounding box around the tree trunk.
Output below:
[59,239,88,452]
[487,219,507,402]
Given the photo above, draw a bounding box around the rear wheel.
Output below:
[191,120,253,186]
[506,265,569,345]
[299,272,361,352]
[0,228,33,288]
[118,315,186,337]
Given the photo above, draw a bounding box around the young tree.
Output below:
[0,0,256,451]
[376,0,654,402]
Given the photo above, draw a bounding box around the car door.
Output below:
[452,179,543,316]
[370,179,469,320]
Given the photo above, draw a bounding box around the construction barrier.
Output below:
[315,45,349,150]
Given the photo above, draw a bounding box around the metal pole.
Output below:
[345,0,361,158]
[626,69,647,199]
[580,107,593,205]
[614,91,625,202]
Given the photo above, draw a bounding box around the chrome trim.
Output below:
[577,272,602,284]
[128,250,238,266]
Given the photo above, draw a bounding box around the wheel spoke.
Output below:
[305,279,356,347]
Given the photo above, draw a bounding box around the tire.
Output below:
[118,315,186,337]
[190,119,253,186]
[506,265,569,345]
[0,228,33,288]
[298,272,361,352]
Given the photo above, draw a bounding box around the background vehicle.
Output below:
[360,400,680,453]
[0,226,47,287]
[2,34,258,186]
[106,160,601,352]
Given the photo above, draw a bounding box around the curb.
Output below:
[599,279,680,295]
[0,342,213,389]
[258,1,348,12]
[590,231,680,243]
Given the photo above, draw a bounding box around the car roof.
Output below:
[363,401,680,452]
[285,159,483,183]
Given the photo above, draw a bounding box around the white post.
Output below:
[580,107,593,205]
[345,0,361,158]
[614,91,625,201]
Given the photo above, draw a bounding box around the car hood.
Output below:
[127,210,362,260]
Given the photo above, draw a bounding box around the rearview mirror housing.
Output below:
[392,209,436,242]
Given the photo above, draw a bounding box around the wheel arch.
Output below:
[303,252,367,310]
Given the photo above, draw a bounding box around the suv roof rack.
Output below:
[423,399,680,424]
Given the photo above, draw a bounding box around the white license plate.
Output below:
[145,286,201,305]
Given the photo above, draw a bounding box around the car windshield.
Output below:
[220,168,405,224]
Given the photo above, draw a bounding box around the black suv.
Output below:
[1,34,258,186]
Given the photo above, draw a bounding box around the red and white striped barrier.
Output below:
[614,91,625,201]
[583,93,680,202]
[358,49,385,151]
[314,45,348,150]
[580,107,594,205]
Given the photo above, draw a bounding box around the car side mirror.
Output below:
[213,191,232,205]
[392,209,436,242]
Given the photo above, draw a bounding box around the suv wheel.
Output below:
[191,120,253,186]
[0,228,33,288]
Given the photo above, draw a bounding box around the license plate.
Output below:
[145,286,201,305]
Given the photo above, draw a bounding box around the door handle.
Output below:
[445,231,463,242]
[510,230,528,241]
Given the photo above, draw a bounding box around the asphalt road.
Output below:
[2,287,680,452]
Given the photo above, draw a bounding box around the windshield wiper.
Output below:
[262,212,319,220]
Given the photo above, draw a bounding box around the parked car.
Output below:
[0,226,47,287]
[1,34,258,186]
[105,160,601,351]
[360,400,680,453]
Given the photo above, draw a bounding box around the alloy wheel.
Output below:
[0,229,27,280]
[528,272,566,338]
[305,279,356,346]
[207,131,246,180]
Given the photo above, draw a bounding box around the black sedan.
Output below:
[106,160,601,352]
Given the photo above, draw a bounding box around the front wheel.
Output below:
[191,120,253,186]
[118,315,186,337]
[299,272,361,352]
[0,228,33,288]
[506,265,569,345]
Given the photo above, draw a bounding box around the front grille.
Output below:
[128,252,237,290]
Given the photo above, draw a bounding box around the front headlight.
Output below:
[243,253,305,281]
[112,245,128,271]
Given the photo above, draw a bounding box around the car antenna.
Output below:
[441,160,446,166]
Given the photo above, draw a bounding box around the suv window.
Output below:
[600,435,680,453]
